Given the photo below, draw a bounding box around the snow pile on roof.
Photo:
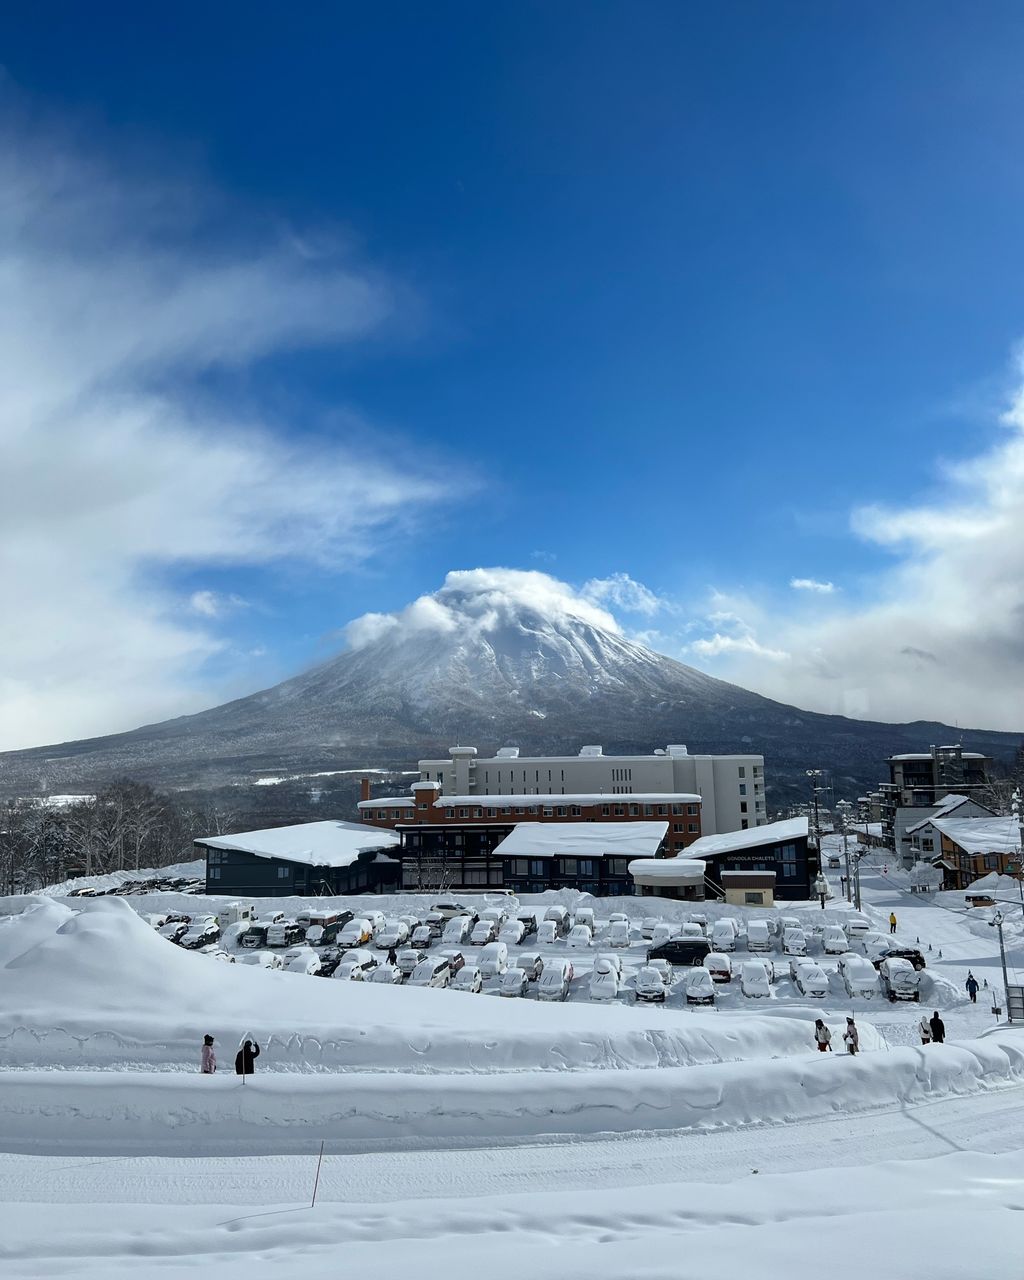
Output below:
[906,795,973,834]
[964,871,1023,896]
[399,792,701,807]
[931,817,1021,857]
[0,895,828,1075]
[628,857,706,884]
[494,822,668,858]
[687,816,807,858]
[198,820,399,867]
[358,796,415,809]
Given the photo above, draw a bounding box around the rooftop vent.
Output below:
[578,745,604,757]
[666,744,689,757]
[495,747,520,759]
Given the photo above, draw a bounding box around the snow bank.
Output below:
[0,896,836,1074]
[2,1035,1022,1155]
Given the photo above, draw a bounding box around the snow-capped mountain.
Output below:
[1,571,1019,800]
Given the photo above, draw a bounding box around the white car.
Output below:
[650,923,677,949]
[478,942,509,977]
[469,921,497,946]
[782,928,807,957]
[237,950,282,970]
[608,912,630,926]
[537,960,574,1001]
[607,921,632,948]
[746,921,772,953]
[861,932,891,963]
[594,951,623,977]
[711,920,737,952]
[499,920,526,946]
[451,965,483,993]
[838,953,879,999]
[677,923,705,941]
[793,962,829,998]
[822,926,849,955]
[634,965,669,1003]
[432,901,473,921]
[645,957,673,983]
[515,952,545,981]
[375,922,410,951]
[640,917,662,939]
[740,961,773,999]
[396,948,422,977]
[362,909,386,934]
[573,908,597,933]
[338,919,373,949]
[705,952,732,983]
[408,957,453,988]
[543,906,570,936]
[684,967,715,1005]
[368,962,403,984]
[537,921,558,945]
[332,949,378,980]
[442,917,472,946]
[879,957,921,1002]
[567,924,593,949]
[499,968,530,998]
[589,958,620,1001]
[687,913,709,935]
[410,926,433,950]
[846,913,871,938]
[282,949,322,976]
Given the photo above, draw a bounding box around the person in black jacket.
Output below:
[929,1012,945,1044]
[235,1039,260,1075]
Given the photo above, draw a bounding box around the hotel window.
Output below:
[740,802,748,813]
[390,810,400,819]
[658,805,668,816]
[601,805,610,816]
[607,858,628,875]
[687,804,698,816]
[458,808,468,818]
[739,784,747,796]
[527,805,538,815]
[561,858,577,875]
[543,806,554,816]
[671,803,684,816]
[473,808,483,818]
[613,805,624,816]
[673,823,684,833]
[570,805,582,817]
[501,806,512,815]
[741,819,749,829]
[688,822,698,833]
[738,767,746,778]
[378,810,387,819]
[487,807,497,817]
[208,867,221,880]
[444,808,454,819]
[556,806,567,816]
[277,866,290,879]
[644,805,654,816]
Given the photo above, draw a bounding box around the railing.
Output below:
[703,873,726,900]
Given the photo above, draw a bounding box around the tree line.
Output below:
[0,779,235,894]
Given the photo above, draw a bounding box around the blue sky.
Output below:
[3,3,1024,746]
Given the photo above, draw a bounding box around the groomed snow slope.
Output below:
[0,896,849,1073]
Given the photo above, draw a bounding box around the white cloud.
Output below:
[582,572,666,616]
[188,590,249,618]
[0,120,455,750]
[790,578,836,594]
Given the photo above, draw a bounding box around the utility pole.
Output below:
[1011,789,1024,921]
[852,851,864,912]
[837,800,853,903]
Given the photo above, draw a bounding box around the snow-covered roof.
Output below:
[423,792,700,807]
[889,752,987,761]
[931,817,1021,857]
[628,857,706,885]
[358,797,416,809]
[964,871,1022,895]
[906,795,972,834]
[494,822,669,859]
[686,816,808,859]
[197,821,400,867]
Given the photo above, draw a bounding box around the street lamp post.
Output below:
[852,851,864,913]
[990,910,1011,1020]
[837,800,853,904]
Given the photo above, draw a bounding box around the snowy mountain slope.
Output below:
[0,572,1019,797]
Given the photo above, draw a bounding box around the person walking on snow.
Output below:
[889,912,898,935]
[387,947,398,966]
[965,973,979,1003]
[919,1014,932,1045]
[235,1039,260,1075]
[929,1011,946,1044]
[814,1019,832,1052]
[201,1034,216,1073]
[843,1017,859,1055]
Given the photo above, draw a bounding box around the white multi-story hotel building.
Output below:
[416,744,766,836]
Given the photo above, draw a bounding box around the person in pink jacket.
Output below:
[201,1034,216,1073]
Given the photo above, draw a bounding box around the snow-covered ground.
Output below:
[3,842,1023,1277]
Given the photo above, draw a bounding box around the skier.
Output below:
[929,1011,946,1044]
[201,1034,216,1074]
[235,1039,260,1075]
[889,912,898,935]
[842,1017,859,1055]
[918,1014,932,1045]
[965,972,979,1004]
[814,1019,832,1053]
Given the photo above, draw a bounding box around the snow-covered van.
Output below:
[821,925,849,955]
[838,953,879,999]
[537,959,574,1001]
[746,921,772,953]
[478,941,509,977]
[879,957,920,1002]
[542,906,570,937]
[442,916,472,945]
[705,951,732,983]
[408,956,452,988]
[711,920,737,952]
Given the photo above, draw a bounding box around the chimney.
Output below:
[360,777,372,803]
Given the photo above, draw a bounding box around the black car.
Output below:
[238,924,269,949]
[875,947,926,972]
[646,939,712,967]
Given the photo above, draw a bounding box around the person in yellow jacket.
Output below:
[889,912,897,935]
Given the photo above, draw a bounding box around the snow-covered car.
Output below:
[594,951,623,977]
[543,906,570,937]
[408,956,452,988]
[634,965,669,1003]
[480,906,509,929]
[375,922,410,951]
[337,919,373,949]
[442,917,472,946]
[296,910,351,945]
[537,959,574,1001]
[432,901,473,921]
[499,968,530,998]
[861,932,891,964]
[645,957,673,983]
[451,965,483,993]
[266,922,305,948]
[607,921,632,948]
[537,921,558,945]
[677,923,705,941]
[515,952,544,981]
[648,939,712,967]
[424,911,446,937]
[282,949,322,976]
[396,948,422,978]
[332,950,378,980]
[589,957,620,1001]
[437,948,466,975]
[683,967,715,1005]
[793,962,829,999]
[608,912,630,925]
[746,921,772,953]
[650,923,677,949]
[711,920,737,952]
[573,908,596,933]
[362,910,386,935]
[704,952,732,983]
[368,962,403,984]
[237,924,268,949]
[821,926,849,955]
[515,911,538,939]
[846,913,871,938]
[158,921,191,945]
[202,947,235,963]
[782,928,807,957]
[181,918,220,949]
[879,957,921,1002]
[145,913,169,929]
[740,961,773,998]
[478,941,509,977]
[237,950,282,969]
[398,913,424,933]
[468,920,496,947]
[687,913,709,935]
[839,953,880,999]
[410,926,433,950]
[640,917,662,940]
[498,920,526,946]
[567,924,593,949]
